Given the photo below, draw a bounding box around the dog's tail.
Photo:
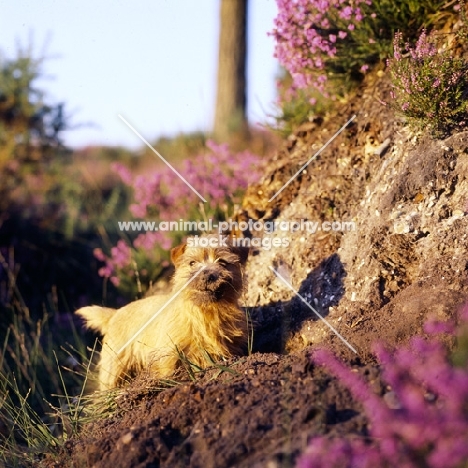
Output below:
[76,306,115,335]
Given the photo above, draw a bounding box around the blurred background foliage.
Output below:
[0,47,134,439]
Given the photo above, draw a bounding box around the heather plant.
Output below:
[271,0,459,100]
[298,309,468,468]
[387,27,468,137]
[95,141,261,294]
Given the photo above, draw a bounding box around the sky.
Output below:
[0,0,279,149]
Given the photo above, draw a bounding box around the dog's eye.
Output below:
[189,261,196,267]
[218,259,228,267]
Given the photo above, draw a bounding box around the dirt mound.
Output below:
[57,352,375,468]
[53,72,468,467]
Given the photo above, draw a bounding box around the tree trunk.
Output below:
[213,0,248,142]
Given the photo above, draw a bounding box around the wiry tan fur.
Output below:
[76,238,248,391]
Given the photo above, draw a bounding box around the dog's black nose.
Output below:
[207,272,219,283]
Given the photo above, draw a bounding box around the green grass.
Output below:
[0,251,97,466]
[0,373,60,467]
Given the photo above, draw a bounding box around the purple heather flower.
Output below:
[301,308,468,467]
[271,0,374,95]
[93,248,106,262]
[340,5,353,20]
[110,276,120,287]
[423,319,455,335]
[98,265,113,278]
[111,162,133,185]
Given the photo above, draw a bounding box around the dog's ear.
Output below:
[171,242,187,266]
[226,234,249,265]
[233,245,249,266]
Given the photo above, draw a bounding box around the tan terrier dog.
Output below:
[76,236,249,390]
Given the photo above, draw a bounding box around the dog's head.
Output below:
[171,235,248,306]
